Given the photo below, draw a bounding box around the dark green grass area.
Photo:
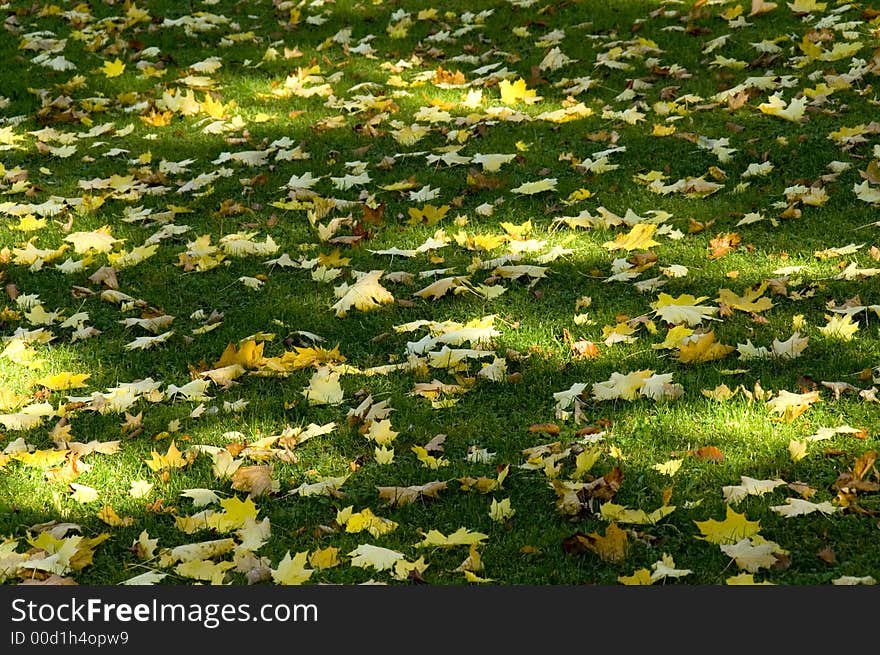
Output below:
[1,0,879,586]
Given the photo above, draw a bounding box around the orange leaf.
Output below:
[692,446,725,461]
[528,423,560,436]
[709,232,741,259]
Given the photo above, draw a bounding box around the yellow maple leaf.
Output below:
[510,178,557,195]
[582,522,629,562]
[374,445,395,464]
[407,204,449,225]
[463,570,495,583]
[489,498,516,522]
[129,480,154,498]
[200,93,229,119]
[572,448,602,480]
[341,507,398,538]
[653,325,695,350]
[619,568,654,585]
[0,387,28,411]
[331,270,394,317]
[653,459,684,476]
[144,441,188,472]
[97,505,133,527]
[694,506,761,544]
[140,109,173,127]
[727,572,775,585]
[273,344,345,370]
[600,502,676,525]
[214,339,264,369]
[720,537,785,572]
[416,527,488,548]
[176,559,235,584]
[210,496,259,532]
[652,294,718,326]
[309,547,340,570]
[787,0,826,12]
[348,544,405,571]
[412,445,449,469]
[69,482,99,503]
[603,223,661,252]
[35,372,90,391]
[101,58,126,78]
[271,551,314,585]
[413,276,469,300]
[677,331,735,364]
[499,78,537,105]
[818,313,859,340]
[302,366,344,405]
[788,439,808,462]
[64,226,119,254]
[16,448,68,469]
[766,389,820,422]
[132,530,158,561]
[758,94,806,122]
[592,369,653,401]
[364,419,398,445]
[722,476,786,504]
[716,283,774,313]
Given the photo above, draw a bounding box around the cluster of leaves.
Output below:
[1,0,880,586]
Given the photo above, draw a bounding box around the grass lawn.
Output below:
[1,0,879,586]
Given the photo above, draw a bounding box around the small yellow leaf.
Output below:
[69,482,99,503]
[374,445,395,465]
[271,551,314,585]
[309,547,340,570]
[301,367,344,406]
[489,497,515,522]
[653,459,683,476]
[97,505,133,527]
[499,78,537,105]
[412,445,449,469]
[129,480,154,498]
[619,568,654,585]
[789,439,808,462]
[101,58,126,78]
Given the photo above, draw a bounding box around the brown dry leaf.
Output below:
[18,575,78,586]
[834,451,880,494]
[852,450,877,481]
[817,546,837,564]
[88,266,119,290]
[230,465,277,498]
[788,481,817,499]
[362,202,385,225]
[377,481,447,507]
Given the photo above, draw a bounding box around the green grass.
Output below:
[1,0,879,586]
